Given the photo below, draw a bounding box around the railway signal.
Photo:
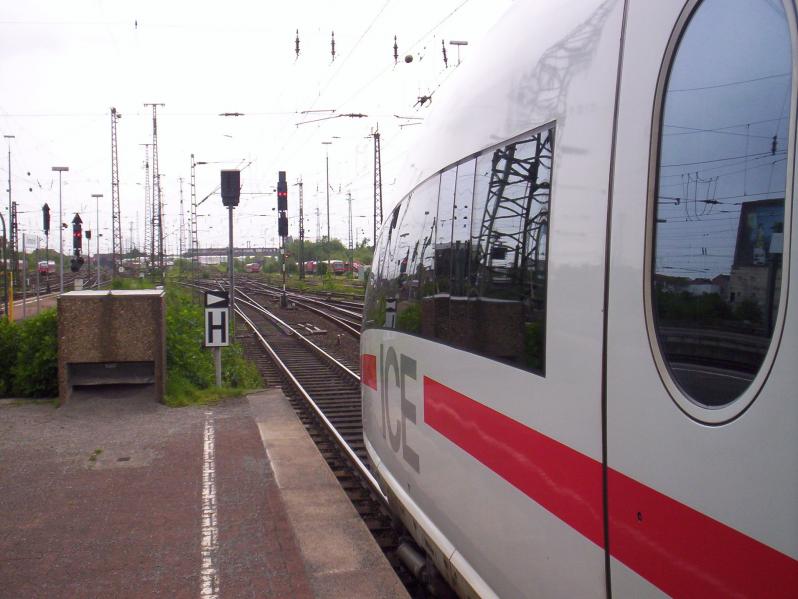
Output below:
[277,171,287,211]
[70,213,84,273]
[220,170,240,334]
[42,203,50,235]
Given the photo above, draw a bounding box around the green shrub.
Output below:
[111,277,155,290]
[12,309,58,397]
[164,285,262,405]
[166,287,215,388]
[0,318,19,395]
[222,343,262,388]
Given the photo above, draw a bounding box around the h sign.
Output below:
[205,308,228,347]
[204,291,230,347]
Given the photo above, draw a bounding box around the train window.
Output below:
[435,169,456,294]
[395,181,438,334]
[365,124,554,375]
[365,199,408,329]
[651,0,793,408]
[451,160,476,296]
[470,128,553,371]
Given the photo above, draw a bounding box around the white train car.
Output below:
[361,0,798,597]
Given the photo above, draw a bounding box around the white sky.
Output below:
[0,0,511,255]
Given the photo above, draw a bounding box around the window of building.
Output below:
[651,0,792,407]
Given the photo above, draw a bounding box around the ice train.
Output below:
[361,0,798,596]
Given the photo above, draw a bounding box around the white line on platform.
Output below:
[200,410,220,599]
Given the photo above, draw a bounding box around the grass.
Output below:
[88,448,103,463]
[163,286,262,407]
[259,273,366,297]
[164,374,256,407]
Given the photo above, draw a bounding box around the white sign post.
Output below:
[204,291,229,386]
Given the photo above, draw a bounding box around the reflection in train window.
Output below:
[395,181,438,334]
[652,0,792,407]
[435,170,455,294]
[365,124,554,375]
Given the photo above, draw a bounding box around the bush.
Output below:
[164,285,262,405]
[12,309,58,397]
[111,277,155,290]
[166,287,215,388]
[0,318,19,395]
[222,343,262,388]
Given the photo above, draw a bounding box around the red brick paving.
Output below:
[0,389,314,599]
[213,404,313,599]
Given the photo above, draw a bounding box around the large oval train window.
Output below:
[652,0,793,408]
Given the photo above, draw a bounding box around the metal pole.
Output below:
[325,152,330,242]
[298,180,304,280]
[228,206,235,336]
[5,135,13,286]
[87,228,91,282]
[44,232,50,293]
[93,194,103,288]
[281,234,287,307]
[52,166,69,293]
[21,232,26,319]
[214,347,222,387]
[0,213,6,318]
[35,236,40,314]
[58,172,63,293]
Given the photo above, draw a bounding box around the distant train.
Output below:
[361,0,798,597]
[303,260,361,276]
[37,261,56,275]
[244,262,262,273]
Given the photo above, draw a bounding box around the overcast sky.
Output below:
[0,0,511,255]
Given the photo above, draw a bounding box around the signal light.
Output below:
[71,213,83,253]
[221,170,241,207]
[277,171,287,211]
[42,203,51,235]
[70,256,84,273]
[278,214,288,237]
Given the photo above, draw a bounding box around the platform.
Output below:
[0,387,408,598]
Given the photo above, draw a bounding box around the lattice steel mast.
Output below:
[145,103,165,274]
[474,131,552,297]
[190,154,199,276]
[110,107,123,275]
[372,129,383,246]
[10,201,17,279]
[345,192,353,273]
[178,177,185,259]
[140,144,152,268]
[298,178,305,279]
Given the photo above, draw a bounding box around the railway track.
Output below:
[240,279,362,337]
[232,294,426,595]
[186,280,429,596]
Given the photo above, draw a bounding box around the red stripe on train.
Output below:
[361,354,377,390]
[423,376,604,546]
[608,468,798,598]
[423,375,798,598]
